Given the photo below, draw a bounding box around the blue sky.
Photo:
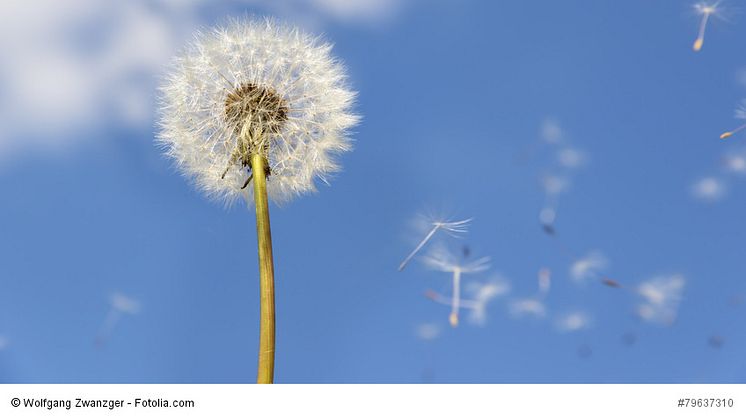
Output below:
[1,0,745,383]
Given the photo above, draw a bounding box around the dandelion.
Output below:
[422,244,490,327]
[398,216,472,271]
[570,251,608,283]
[720,100,746,139]
[635,274,685,325]
[157,17,358,383]
[692,2,723,52]
[95,292,140,347]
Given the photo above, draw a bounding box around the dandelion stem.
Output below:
[251,152,276,384]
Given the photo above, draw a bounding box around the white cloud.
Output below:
[307,0,401,22]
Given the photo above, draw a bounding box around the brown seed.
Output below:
[601,277,621,288]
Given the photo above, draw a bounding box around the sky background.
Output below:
[1,0,745,383]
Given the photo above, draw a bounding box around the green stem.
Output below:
[251,153,276,384]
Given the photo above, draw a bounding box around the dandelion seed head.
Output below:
[636,274,685,325]
[694,1,722,17]
[570,251,608,283]
[157,17,359,205]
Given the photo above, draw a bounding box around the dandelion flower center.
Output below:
[225,82,289,138]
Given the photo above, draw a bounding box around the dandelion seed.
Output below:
[570,251,608,283]
[539,207,556,236]
[720,100,746,139]
[0,336,8,350]
[538,268,551,295]
[576,344,592,359]
[426,277,508,326]
[157,17,358,383]
[415,323,441,341]
[636,274,685,325]
[541,117,563,145]
[601,277,622,288]
[465,277,511,325]
[422,244,490,327]
[722,149,746,173]
[398,216,472,271]
[557,147,586,169]
[509,297,547,319]
[555,310,592,333]
[708,335,725,348]
[691,176,726,201]
[96,292,140,347]
[621,332,637,346]
[692,2,722,52]
[541,174,569,197]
